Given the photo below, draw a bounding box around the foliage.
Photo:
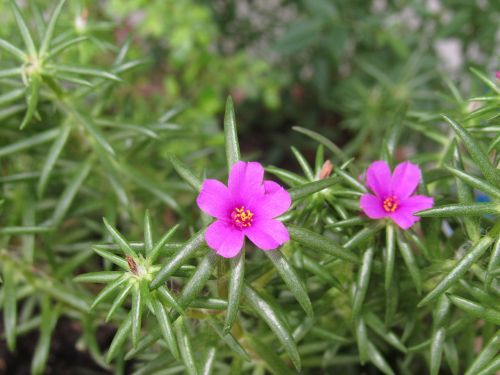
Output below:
[0,1,499,374]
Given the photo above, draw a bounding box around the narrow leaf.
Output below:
[31,298,59,375]
[153,298,179,359]
[0,38,27,61]
[151,229,206,289]
[2,263,17,351]
[224,247,245,334]
[170,155,202,191]
[224,96,240,169]
[288,225,359,263]
[442,115,500,186]
[37,123,71,198]
[19,74,41,130]
[39,0,67,56]
[10,1,37,56]
[243,284,301,371]
[288,176,341,201]
[103,218,136,257]
[175,317,198,375]
[418,235,494,306]
[352,247,374,320]
[416,203,498,217]
[266,250,313,317]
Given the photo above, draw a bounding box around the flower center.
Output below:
[383,196,399,212]
[231,206,254,229]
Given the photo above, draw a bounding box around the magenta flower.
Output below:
[360,160,434,230]
[496,71,500,80]
[196,161,291,258]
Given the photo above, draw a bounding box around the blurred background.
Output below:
[0,0,499,373]
[2,0,498,165]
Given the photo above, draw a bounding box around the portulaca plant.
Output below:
[0,1,499,375]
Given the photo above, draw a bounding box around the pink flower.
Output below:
[496,71,500,80]
[360,161,434,230]
[196,161,291,258]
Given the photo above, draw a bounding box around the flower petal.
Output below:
[366,160,391,197]
[205,220,245,258]
[389,209,420,230]
[196,179,232,219]
[399,195,434,213]
[245,219,289,250]
[360,194,387,219]
[256,180,292,218]
[228,161,265,201]
[391,161,421,199]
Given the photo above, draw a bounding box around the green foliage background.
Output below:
[0,0,499,374]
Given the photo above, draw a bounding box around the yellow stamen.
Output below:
[383,196,399,213]
[231,206,254,228]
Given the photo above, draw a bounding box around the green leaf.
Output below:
[246,334,295,375]
[291,146,314,180]
[131,284,143,347]
[355,318,369,364]
[46,36,88,59]
[31,297,59,375]
[418,235,494,307]
[443,339,459,375]
[106,283,133,322]
[206,319,250,360]
[74,271,122,283]
[224,96,240,170]
[446,166,500,201]
[0,67,22,79]
[451,145,481,242]
[486,238,500,289]
[476,358,500,375]
[10,1,37,56]
[288,225,359,263]
[0,226,51,235]
[106,314,132,363]
[90,274,129,311]
[37,123,71,198]
[430,328,446,375]
[2,262,17,351]
[103,218,136,258]
[266,166,308,186]
[50,160,92,227]
[243,284,301,371]
[416,203,498,217]
[384,225,396,291]
[152,298,179,359]
[352,247,374,321]
[0,128,59,158]
[50,64,121,82]
[169,155,202,191]
[396,233,422,294]
[175,317,198,375]
[93,248,129,271]
[292,126,348,162]
[200,347,216,375]
[448,295,500,325]
[442,115,500,186]
[465,331,500,375]
[470,67,500,94]
[363,310,407,353]
[67,107,115,156]
[266,249,313,317]
[19,74,41,130]
[0,38,27,61]
[288,176,341,201]
[39,0,67,56]
[176,252,217,309]
[157,285,184,315]
[151,229,206,290]
[224,247,245,334]
[0,88,24,106]
[366,340,395,375]
[144,210,153,256]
